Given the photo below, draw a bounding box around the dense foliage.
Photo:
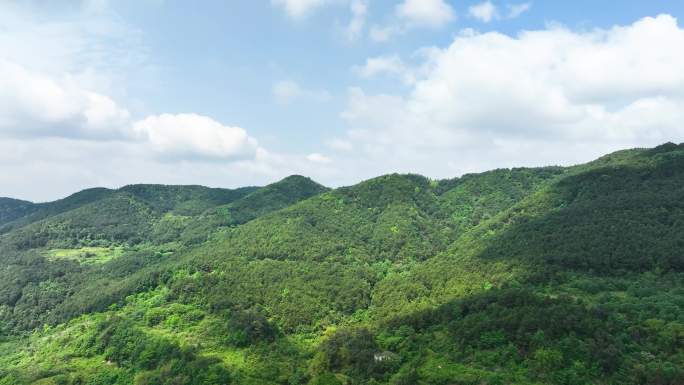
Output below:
[2,143,684,384]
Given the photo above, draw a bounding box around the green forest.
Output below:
[1,143,684,385]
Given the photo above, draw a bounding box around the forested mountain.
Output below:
[0,188,115,233]
[1,144,684,385]
[0,198,35,226]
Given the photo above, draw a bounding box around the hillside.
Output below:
[0,198,35,226]
[1,144,684,385]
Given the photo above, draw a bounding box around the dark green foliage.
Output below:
[1,184,258,250]
[0,197,35,226]
[118,184,258,216]
[178,175,328,244]
[210,170,555,265]
[86,316,231,384]
[0,187,114,234]
[168,258,374,332]
[313,328,385,379]
[93,317,182,369]
[463,143,684,275]
[214,175,328,226]
[435,167,565,232]
[221,307,277,347]
[309,373,343,385]
[0,182,270,331]
[374,276,684,385]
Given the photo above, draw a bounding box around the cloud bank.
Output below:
[334,15,684,182]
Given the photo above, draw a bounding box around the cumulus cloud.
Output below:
[0,60,131,139]
[337,15,684,181]
[132,114,260,160]
[272,80,332,105]
[0,60,264,163]
[0,1,144,141]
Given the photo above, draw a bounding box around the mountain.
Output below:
[1,144,684,385]
[0,184,260,251]
[0,198,35,226]
[176,175,330,245]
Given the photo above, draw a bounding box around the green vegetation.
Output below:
[44,247,125,265]
[0,198,35,226]
[2,144,684,384]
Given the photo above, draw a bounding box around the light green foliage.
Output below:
[44,246,124,265]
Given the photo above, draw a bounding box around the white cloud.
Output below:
[132,114,260,160]
[396,0,455,28]
[0,1,146,141]
[326,138,354,151]
[353,48,441,84]
[370,0,454,42]
[306,152,332,163]
[354,55,405,77]
[335,15,684,182]
[469,1,498,23]
[272,80,332,105]
[0,2,327,201]
[344,0,368,41]
[272,0,330,19]
[0,58,265,163]
[468,1,531,23]
[353,55,417,85]
[0,136,332,202]
[0,60,131,139]
[507,2,531,19]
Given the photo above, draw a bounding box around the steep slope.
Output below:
[355,143,684,385]
[371,143,684,315]
[204,168,562,264]
[104,169,561,335]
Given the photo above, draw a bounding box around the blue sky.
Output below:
[1,0,684,201]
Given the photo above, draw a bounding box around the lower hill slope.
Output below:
[1,144,684,385]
